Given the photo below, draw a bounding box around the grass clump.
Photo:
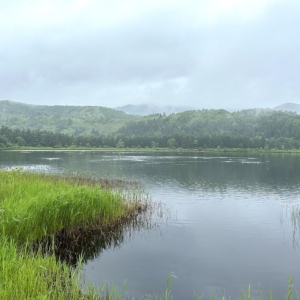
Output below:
[1,169,299,299]
[0,236,94,299]
[0,169,129,243]
[0,169,147,299]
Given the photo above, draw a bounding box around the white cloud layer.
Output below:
[0,0,299,110]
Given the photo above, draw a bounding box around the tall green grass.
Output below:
[0,169,142,299]
[0,169,299,299]
[0,235,95,299]
[0,169,126,243]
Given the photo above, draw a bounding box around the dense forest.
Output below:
[117,109,300,139]
[0,125,300,150]
[0,100,136,136]
[1,101,300,150]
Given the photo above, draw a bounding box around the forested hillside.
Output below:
[1,101,300,150]
[273,102,300,113]
[0,100,136,136]
[117,109,300,139]
[1,124,300,150]
[115,104,193,115]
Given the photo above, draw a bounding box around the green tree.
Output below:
[167,138,176,148]
[0,135,8,146]
[151,141,158,148]
[116,139,125,148]
[15,136,26,146]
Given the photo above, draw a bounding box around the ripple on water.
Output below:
[90,156,148,162]
[4,164,52,172]
[42,157,61,161]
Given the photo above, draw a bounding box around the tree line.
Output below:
[117,109,300,140]
[0,126,300,150]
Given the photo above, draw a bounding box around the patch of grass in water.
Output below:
[1,169,299,299]
[0,235,97,299]
[0,169,151,299]
[0,169,142,243]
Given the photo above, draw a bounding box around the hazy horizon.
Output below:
[1,1,299,111]
[1,98,296,114]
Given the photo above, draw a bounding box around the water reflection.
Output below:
[289,205,300,249]
[2,151,300,194]
[3,164,53,172]
[2,151,300,299]
[34,201,165,267]
[276,204,300,250]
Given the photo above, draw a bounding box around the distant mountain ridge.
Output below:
[116,108,300,141]
[115,104,194,115]
[2,100,300,142]
[273,103,300,113]
[0,100,137,136]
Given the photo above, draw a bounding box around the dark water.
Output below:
[1,150,300,299]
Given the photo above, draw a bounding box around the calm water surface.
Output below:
[1,150,300,299]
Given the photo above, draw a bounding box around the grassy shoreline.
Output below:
[1,170,299,299]
[4,146,300,154]
[0,169,148,299]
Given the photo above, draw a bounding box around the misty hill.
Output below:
[273,103,300,113]
[2,101,300,150]
[0,100,136,136]
[117,108,300,140]
[115,104,193,116]
[2,100,300,146]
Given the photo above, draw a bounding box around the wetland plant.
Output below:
[0,169,298,299]
[0,169,151,299]
[0,169,148,243]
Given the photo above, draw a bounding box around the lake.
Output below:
[1,150,300,299]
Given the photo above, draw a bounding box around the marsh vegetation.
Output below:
[0,169,156,299]
[2,104,300,151]
[2,152,300,299]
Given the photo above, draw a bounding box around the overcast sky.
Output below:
[0,0,299,110]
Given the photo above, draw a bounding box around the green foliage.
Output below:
[117,109,300,140]
[0,236,92,299]
[116,139,125,148]
[2,102,300,151]
[0,134,8,145]
[0,170,125,243]
[0,170,118,299]
[151,141,159,148]
[0,170,299,298]
[2,125,300,151]
[0,100,137,136]
[167,138,176,148]
[15,135,26,146]
[0,170,146,299]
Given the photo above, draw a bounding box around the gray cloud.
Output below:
[0,0,299,110]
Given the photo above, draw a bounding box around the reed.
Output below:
[0,169,138,243]
[1,169,299,299]
[0,235,100,299]
[0,169,148,299]
[136,275,299,300]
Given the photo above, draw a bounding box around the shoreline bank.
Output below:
[3,146,300,154]
[0,170,149,299]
